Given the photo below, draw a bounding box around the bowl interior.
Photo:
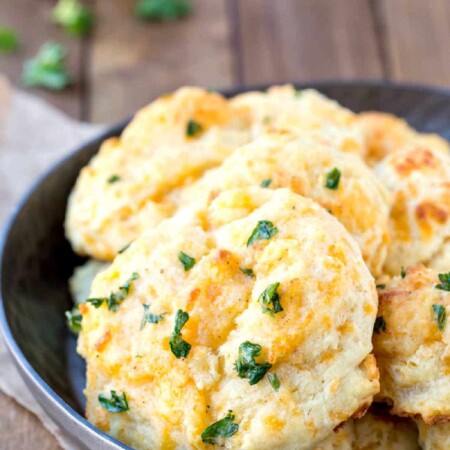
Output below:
[2,82,450,426]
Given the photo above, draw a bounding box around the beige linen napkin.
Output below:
[0,76,104,449]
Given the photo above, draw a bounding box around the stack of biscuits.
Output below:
[65,86,450,449]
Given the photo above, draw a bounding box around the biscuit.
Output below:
[374,147,450,275]
[417,420,450,450]
[373,265,450,423]
[78,187,379,450]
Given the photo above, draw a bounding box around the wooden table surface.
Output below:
[1,0,450,448]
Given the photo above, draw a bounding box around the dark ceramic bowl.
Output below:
[2,81,450,449]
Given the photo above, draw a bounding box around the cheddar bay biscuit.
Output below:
[417,420,450,450]
[373,265,450,423]
[78,187,379,450]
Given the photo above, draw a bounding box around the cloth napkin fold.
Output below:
[0,75,104,450]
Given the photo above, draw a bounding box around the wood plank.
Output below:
[0,391,60,450]
[88,0,235,123]
[377,0,450,86]
[236,0,383,85]
[0,0,85,119]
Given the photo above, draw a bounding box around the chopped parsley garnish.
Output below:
[107,174,120,183]
[201,411,239,444]
[22,42,70,90]
[400,266,406,279]
[140,304,165,329]
[0,27,19,54]
[86,272,139,312]
[374,316,386,334]
[169,309,191,358]
[186,119,203,137]
[260,178,272,188]
[436,272,450,291]
[246,220,278,247]
[118,242,132,254]
[178,251,196,271]
[234,341,272,385]
[325,167,341,190]
[98,390,129,413]
[51,0,94,36]
[433,304,447,331]
[268,372,280,391]
[240,267,255,278]
[294,89,303,97]
[376,284,386,290]
[258,282,283,315]
[135,0,192,21]
[65,304,82,333]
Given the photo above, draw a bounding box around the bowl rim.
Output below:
[1,78,450,448]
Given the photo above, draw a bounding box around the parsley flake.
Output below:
[260,178,272,188]
[240,267,255,278]
[107,174,120,183]
[186,119,203,137]
[235,341,272,385]
[118,242,132,254]
[436,272,450,291]
[374,316,386,334]
[52,0,94,36]
[169,309,191,358]
[433,304,447,331]
[140,304,165,329]
[86,273,139,312]
[178,251,196,271]
[65,304,82,333]
[246,220,278,247]
[400,266,406,279]
[268,372,280,391]
[258,282,283,315]
[23,42,70,91]
[0,27,19,54]
[376,284,386,290]
[325,167,341,190]
[201,411,239,444]
[98,390,129,413]
[135,0,192,21]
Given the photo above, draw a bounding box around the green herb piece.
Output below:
[260,178,272,188]
[246,220,278,247]
[436,272,450,292]
[262,115,272,125]
[374,316,386,334]
[107,174,120,183]
[118,242,132,254]
[22,42,70,90]
[268,372,280,391]
[169,309,191,358]
[52,0,94,36]
[433,304,447,331]
[240,267,255,278]
[201,411,239,444]
[0,27,19,54]
[178,251,196,271]
[140,304,165,329]
[98,390,129,412]
[65,304,82,333]
[325,167,341,190]
[376,284,386,290]
[186,119,203,137]
[294,89,303,97]
[400,267,406,279]
[258,282,283,315]
[234,341,272,385]
[135,0,192,21]
[86,273,139,312]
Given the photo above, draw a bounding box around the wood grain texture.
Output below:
[235,0,384,85]
[0,0,86,119]
[88,0,235,123]
[378,0,450,86]
[0,391,60,450]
